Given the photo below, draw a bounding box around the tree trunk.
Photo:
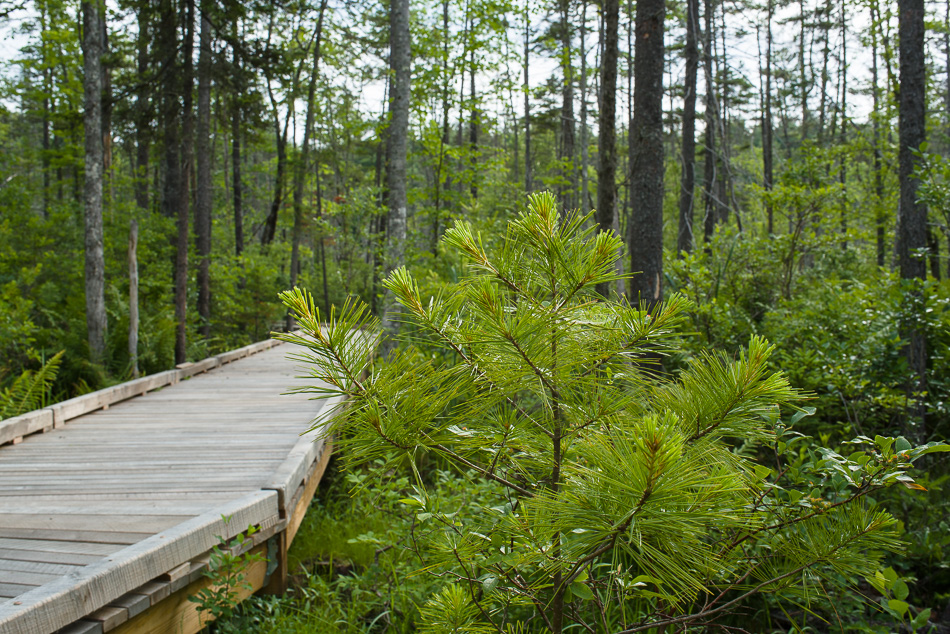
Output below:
[196,3,212,338]
[135,6,150,212]
[870,0,885,266]
[40,3,50,218]
[763,0,774,235]
[579,1,589,213]
[702,0,719,243]
[101,15,112,179]
[433,0,451,252]
[596,0,619,297]
[897,0,928,440]
[628,0,666,307]
[469,43,478,200]
[558,0,575,212]
[677,0,699,255]
[175,0,195,365]
[291,0,329,299]
[129,219,139,378]
[524,5,532,194]
[382,0,411,337]
[83,0,107,364]
[231,33,244,256]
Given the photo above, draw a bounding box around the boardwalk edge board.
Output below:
[0,337,283,447]
[0,491,279,634]
[261,392,344,513]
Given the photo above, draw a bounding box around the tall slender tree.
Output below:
[82,0,107,363]
[897,0,929,439]
[176,0,195,364]
[196,0,212,339]
[596,0,619,297]
[677,0,699,255]
[628,0,666,305]
[291,0,329,297]
[762,0,774,235]
[382,0,411,336]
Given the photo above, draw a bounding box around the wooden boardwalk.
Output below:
[0,338,336,634]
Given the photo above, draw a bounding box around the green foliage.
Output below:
[188,518,265,627]
[280,193,946,632]
[0,350,63,419]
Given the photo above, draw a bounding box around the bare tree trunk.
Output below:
[558,0,575,212]
[763,0,774,234]
[838,3,848,249]
[702,0,719,244]
[677,0,699,256]
[433,0,451,252]
[382,0,411,338]
[870,0,885,266]
[40,3,50,218]
[231,32,244,256]
[135,5,150,212]
[291,0,329,302]
[596,0,619,297]
[898,0,928,440]
[175,0,195,364]
[83,0,107,364]
[129,220,139,378]
[524,5,532,194]
[469,43,478,200]
[628,0,666,307]
[101,15,112,179]
[579,1,590,213]
[196,3,212,338]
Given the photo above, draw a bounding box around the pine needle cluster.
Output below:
[278,192,947,633]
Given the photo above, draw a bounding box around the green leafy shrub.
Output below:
[279,192,946,632]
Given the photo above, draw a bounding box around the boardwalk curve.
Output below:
[0,338,335,634]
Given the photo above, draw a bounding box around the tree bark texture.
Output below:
[129,219,139,378]
[596,0,619,297]
[196,5,212,338]
[382,0,410,335]
[677,0,699,255]
[135,5,150,212]
[83,0,107,364]
[898,0,928,439]
[558,0,575,212]
[175,0,195,365]
[628,0,666,307]
[231,34,244,256]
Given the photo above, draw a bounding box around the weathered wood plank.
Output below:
[0,529,148,545]
[55,619,102,634]
[261,394,342,512]
[105,594,149,620]
[0,582,37,598]
[86,605,127,631]
[0,515,189,533]
[0,550,102,567]
[0,540,117,558]
[0,559,84,577]
[109,544,268,634]
[0,410,54,447]
[0,491,278,634]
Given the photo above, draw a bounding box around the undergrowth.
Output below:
[215,457,492,633]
